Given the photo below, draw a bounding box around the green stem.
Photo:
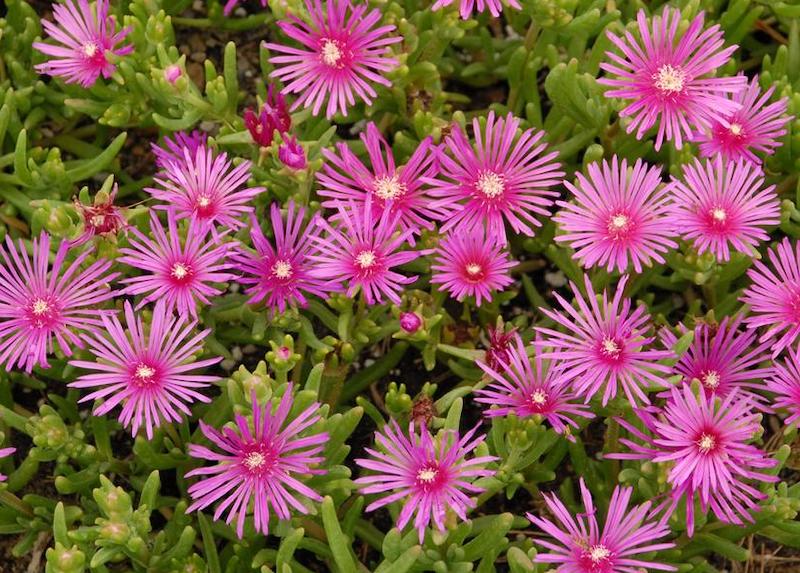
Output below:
[0,491,33,517]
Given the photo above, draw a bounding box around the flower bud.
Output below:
[399,311,422,333]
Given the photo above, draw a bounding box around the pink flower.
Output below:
[554,156,676,273]
[317,123,440,243]
[232,201,336,314]
[310,202,419,305]
[696,75,793,164]
[33,0,133,87]
[767,347,800,426]
[399,312,422,333]
[527,478,676,573]
[611,386,777,536]
[119,211,234,318]
[355,420,496,543]
[741,238,800,357]
[164,64,182,84]
[0,447,15,482]
[265,0,401,118]
[186,385,327,538]
[430,228,515,306]
[278,136,307,170]
[152,131,208,171]
[483,326,516,371]
[244,87,291,148]
[668,158,779,261]
[428,112,563,243]
[534,274,672,406]
[476,334,593,439]
[0,233,117,373]
[431,0,521,20]
[599,7,745,150]
[69,300,220,439]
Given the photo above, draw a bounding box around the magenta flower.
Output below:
[265,0,401,118]
[611,386,777,536]
[146,144,264,234]
[33,0,133,88]
[152,131,208,171]
[767,347,800,426]
[599,7,745,150]
[668,158,779,261]
[428,112,563,243]
[430,228,515,306]
[0,447,15,482]
[232,201,335,314]
[355,420,496,543]
[431,0,521,20]
[69,300,220,439]
[278,136,307,170]
[399,311,422,333]
[527,478,676,573]
[554,156,676,273]
[741,238,800,357]
[534,274,672,406]
[310,202,419,305]
[317,123,440,243]
[0,233,117,373]
[186,385,327,538]
[119,211,234,318]
[476,334,593,439]
[696,75,792,164]
[244,86,291,148]
[483,326,516,371]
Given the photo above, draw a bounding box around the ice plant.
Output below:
[265,0,402,118]
[554,156,677,273]
[0,233,117,373]
[69,300,220,439]
[354,420,496,543]
[696,75,792,164]
[186,385,328,538]
[428,111,563,243]
[484,325,517,371]
[309,201,419,305]
[475,333,593,439]
[668,158,779,261]
[526,478,676,573]
[429,228,515,306]
[534,274,672,406]
[431,0,521,20]
[599,7,745,150]
[152,131,208,170]
[232,201,335,314]
[33,0,133,87]
[0,447,15,482]
[610,385,777,536]
[119,211,234,318]
[317,123,440,242]
[767,347,800,426]
[72,184,126,246]
[244,87,291,148]
[278,136,307,170]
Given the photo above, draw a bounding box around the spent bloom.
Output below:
[69,300,220,440]
[119,211,234,318]
[244,86,292,148]
[430,228,515,306]
[431,0,521,20]
[152,131,208,170]
[554,156,676,273]
[668,158,779,261]
[278,136,307,170]
[696,75,792,164]
[428,111,563,243]
[483,325,517,371]
[0,233,117,373]
[72,184,126,246]
[265,0,402,118]
[600,7,745,150]
[33,0,133,87]
[186,385,327,538]
[310,202,419,305]
[355,420,496,543]
[527,478,676,573]
[476,333,593,439]
[0,447,15,482]
[534,274,673,406]
[317,123,440,242]
[767,347,800,427]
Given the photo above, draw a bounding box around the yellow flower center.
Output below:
[476,171,505,198]
[417,467,438,483]
[32,299,50,316]
[373,175,406,200]
[356,250,377,268]
[653,64,686,94]
[711,208,727,222]
[83,42,98,58]
[171,263,190,280]
[320,39,342,67]
[465,263,482,277]
[244,452,266,470]
[197,195,211,208]
[531,389,547,405]
[271,260,293,279]
[729,123,743,136]
[135,364,156,383]
[697,433,716,453]
[588,545,611,562]
[601,337,621,356]
[702,370,721,389]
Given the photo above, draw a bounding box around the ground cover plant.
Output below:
[0,0,799,571]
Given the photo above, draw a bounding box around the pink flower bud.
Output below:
[399,312,422,333]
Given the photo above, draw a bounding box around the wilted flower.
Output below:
[278,136,307,170]
[0,447,15,482]
[244,87,291,148]
[72,184,126,246]
[483,326,516,371]
[431,0,521,20]
[767,347,800,426]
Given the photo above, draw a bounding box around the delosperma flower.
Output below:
[476,333,593,439]
[483,326,517,371]
[767,347,800,426]
[0,448,15,482]
[244,87,291,148]
[278,136,307,171]
[534,274,673,406]
[0,233,117,373]
[119,211,234,318]
[69,300,220,440]
[431,0,521,20]
[668,158,780,261]
[265,0,402,118]
[554,156,677,273]
[527,478,676,573]
[186,385,327,538]
[600,7,746,150]
[696,75,792,164]
[429,228,515,306]
[317,122,440,243]
[152,131,208,170]
[354,420,496,543]
[33,0,133,87]
[428,111,564,244]
[741,238,800,357]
